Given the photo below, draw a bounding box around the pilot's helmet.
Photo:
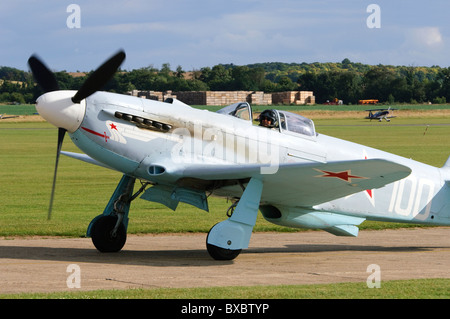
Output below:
[259,110,278,128]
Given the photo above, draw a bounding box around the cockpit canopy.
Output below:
[216,102,252,121]
[277,110,316,137]
[216,104,316,137]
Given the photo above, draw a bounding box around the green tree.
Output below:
[438,67,450,101]
[160,63,171,77]
[208,65,233,90]
[10,92,25,104]
[334,71,363,104]
[175,65,185,78]
[277,76,298,91]
[363,66,398,102]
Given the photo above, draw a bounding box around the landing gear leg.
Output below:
[206,178,263,260]
[87,175,137,252]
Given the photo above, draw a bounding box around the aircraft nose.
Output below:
[36,90,86,133]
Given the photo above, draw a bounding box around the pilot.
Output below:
[259,110,277,129]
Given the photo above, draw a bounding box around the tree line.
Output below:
[0,59,449,105]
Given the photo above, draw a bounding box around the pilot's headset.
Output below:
[259,110,278,128]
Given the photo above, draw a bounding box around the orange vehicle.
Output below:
[358,99,379,105]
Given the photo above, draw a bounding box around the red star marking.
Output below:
[315,169,367,183]
[109,123,118,131]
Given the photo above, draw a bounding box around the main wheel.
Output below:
[91,215,126,253]
[206,243,241,260]
[206,225,241,260]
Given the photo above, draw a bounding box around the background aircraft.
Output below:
[365,107,397,121]
[0,114,18,120]
[28,51,450,260]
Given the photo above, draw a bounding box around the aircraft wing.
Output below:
[61,151,116,170]
[173,159,411,206]
[62,150,411,207]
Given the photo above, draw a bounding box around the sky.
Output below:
[1,0,450,72]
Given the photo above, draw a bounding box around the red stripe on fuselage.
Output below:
[81,127,110,142]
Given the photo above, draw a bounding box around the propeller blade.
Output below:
[28,55,59,93]
[71,50,126,103]
[28,50,125,218]
[48,127,66,220]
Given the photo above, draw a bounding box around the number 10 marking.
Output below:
[388,175,435,220]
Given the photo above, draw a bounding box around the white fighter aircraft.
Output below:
[28,51,450,260]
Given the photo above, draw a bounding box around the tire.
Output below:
[91,215,126,253]
[206,243,241,261]
[206,225,241,260]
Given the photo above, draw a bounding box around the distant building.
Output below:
[127,90,315,106]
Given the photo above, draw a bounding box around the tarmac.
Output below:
[0,227,449,294]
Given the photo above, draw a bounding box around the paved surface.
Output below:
[0,227,449,294]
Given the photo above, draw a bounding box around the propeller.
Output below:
[47,127,66,220]
[28,55,59,93]
[72,51,125,103]
[28,50,126,219]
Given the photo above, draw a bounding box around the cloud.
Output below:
[409,27,443,47]
[79,22,169,35]
[4,0,450,71]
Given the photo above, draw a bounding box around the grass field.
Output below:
[1,107,450,298]
[3,102,450,115]
[2,117,450,237]
[2,278,449,299]
[0,104,38,115]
